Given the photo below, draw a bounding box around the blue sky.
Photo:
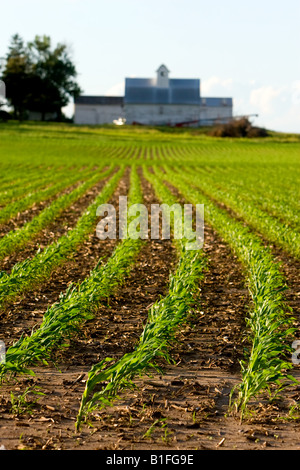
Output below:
[1,0,299,132]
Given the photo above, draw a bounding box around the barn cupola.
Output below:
[156,64,170,88]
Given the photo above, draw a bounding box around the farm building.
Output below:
[74,65,233,127]
[73,96,125,126]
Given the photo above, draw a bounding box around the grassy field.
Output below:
[0,121,299,450]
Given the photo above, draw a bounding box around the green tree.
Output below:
[1,34,32,120]
[1,34,82,121]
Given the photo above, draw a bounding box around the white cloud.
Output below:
[201,76,233,95]
[201,76,300,132]
[264,105,300,133]
[248,83,300,132]
[105,81,125,97]
[291,80,300,105]
[249,85,285,115]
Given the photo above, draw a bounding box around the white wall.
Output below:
[74,103,233,126]
[200,105,232,125]
[125,104,201,126]
[74,104,124,125]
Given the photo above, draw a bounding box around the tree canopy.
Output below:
[1,34,82,120]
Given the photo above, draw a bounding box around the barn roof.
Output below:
[75,96,124,105]
[124,78,201,105]
[202,97,233,107]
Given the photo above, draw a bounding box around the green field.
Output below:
[0,121,299,450]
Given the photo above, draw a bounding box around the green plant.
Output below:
[0,165,144,381]
[142,419,162,439]
[75,168,207,430]
[0,165,122,309]
[161,420,173,443]
[9,386,44,416]
[0,166,93,227]
[0,164,113,259]
[160,165,297,418]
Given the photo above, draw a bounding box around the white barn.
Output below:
[74,96,124,125]
[74,65,233,127]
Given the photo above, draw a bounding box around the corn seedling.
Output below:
[0,165,144,381]
[75,166,207,430]
[161,165,297,418]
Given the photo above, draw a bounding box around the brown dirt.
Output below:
[0,171,114,273]
[0,167,300,451]
[0,180,82,239]
[0,172,128,343]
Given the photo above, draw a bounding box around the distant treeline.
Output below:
[0,34,81,121]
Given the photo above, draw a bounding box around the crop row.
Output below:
[0,168,66,207]
[0,156,297,426]
[0,166,96,226]
[0,163,207,431]
[0,163,112,260]
[158,165,296,415]
[0,165,122,309]
[169,164,300,259]
[184,164,299,229]
[75,165,207,429]
[0,165,143,380]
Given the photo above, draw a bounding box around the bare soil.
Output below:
[0,169,299,451]
[0,171,114,273]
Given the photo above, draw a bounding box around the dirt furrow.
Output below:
[0,172,115,273]
[0,171,128,345]
[0,180,82,240]
[0,169,176,450]
[50,175,251,450]
[0,169,299,451]
[92,223,250,450]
